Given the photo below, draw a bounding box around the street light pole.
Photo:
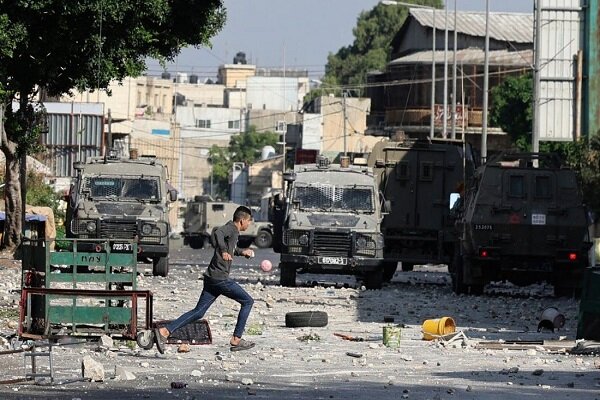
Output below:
[381,1,438,139]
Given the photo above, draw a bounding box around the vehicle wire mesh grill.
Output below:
[294,184,373,211]
[313,231,351,256]
[100,221,138,239]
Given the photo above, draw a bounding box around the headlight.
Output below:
[141,224,153,235]
[86,221,97,233]
[298,234,309,246]
[356,236,368,249]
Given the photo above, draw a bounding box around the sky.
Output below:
[145,0,534,81]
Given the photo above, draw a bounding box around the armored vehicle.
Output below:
[66,155,177,277]
[451,152,591,296]
[367,138,476,280]
[182,198,273,249]
[274,156,385,289]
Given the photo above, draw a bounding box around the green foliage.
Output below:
[489,73,533,150]
[0,0,225,248]
[209,127,279,199]
[25,170,64,220]
[320,1,442,97]
[538,138,600,216]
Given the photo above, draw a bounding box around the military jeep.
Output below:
[274,156,385,289]
[66,154,177,277]
[451,152,591,296]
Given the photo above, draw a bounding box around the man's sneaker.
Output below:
[230,338,255,352]
[154,327,167,354]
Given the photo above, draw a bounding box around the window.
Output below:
[212,204,224,211]
[535,176,552,198]
[508,175,525,198]
[228,120,240,129]
[420,162,433,181]
[195,119,211,128]
[276,121,286,132]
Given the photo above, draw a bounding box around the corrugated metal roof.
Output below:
[410,8,533,44]
[389,48,533,67]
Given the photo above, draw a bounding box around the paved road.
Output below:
[0,245,597,400]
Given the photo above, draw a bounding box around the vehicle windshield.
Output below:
[83,176,160,201]
[293,183,374,212]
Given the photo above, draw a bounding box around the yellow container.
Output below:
[422,317,456,340]
[383,325,402,348]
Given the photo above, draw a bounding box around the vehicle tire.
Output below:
[285,311,328,328]
[136,329,155,350]
[153,256,169,277]
[451,254,468,295]
[554,285,575,298]
[280,263,296,287]
[254,230,273,248]
[401,262,414,272]
[364,269,383,290]
[189,237,203,250]
[382,262,397,282]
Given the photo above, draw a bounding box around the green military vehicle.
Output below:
[451,152,591,296]
[367,138,476,280]
[182,197,273,249]
[66,154,177,277]
[274,156,385,289]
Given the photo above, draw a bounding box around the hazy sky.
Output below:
[146,0,534,80]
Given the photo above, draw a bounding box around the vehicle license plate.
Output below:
[111,241,134,253]
[318,256,347,265]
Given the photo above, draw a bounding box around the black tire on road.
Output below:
[280,263,296,287]
[451,254,467,295]
[364,269,383,290]
[153,256,169,277]
[285,311,328,328]
[382,262,397,282]
[401,262,414,272]
[188,236,203,249]
[254,230,273,248]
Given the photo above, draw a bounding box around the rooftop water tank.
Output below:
[261,145,276,160]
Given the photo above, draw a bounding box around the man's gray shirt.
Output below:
[205,220,242,281]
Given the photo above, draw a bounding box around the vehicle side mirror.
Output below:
[383,200,392,214]
[169,189,178,202]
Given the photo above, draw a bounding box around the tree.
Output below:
[489,73,533,151]
[209,127,279,199]
[317,0,442,98]
[0,0,225,251]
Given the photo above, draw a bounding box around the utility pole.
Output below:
[451,0,457,140]
[443,1,449,138]
[481,0,490,164]
[107,108,112,154]
[342,91,347,157]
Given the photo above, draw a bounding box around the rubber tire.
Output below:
[136,330,155,350]
[153,256,169,277]
[280,263,296,287]
[382,262,397,282]
[285,311,328,328]
[364,269,383,290]
[401,262,414,272]
[189,237,203,250]
[451,254,468,295]
[254,230,273,249]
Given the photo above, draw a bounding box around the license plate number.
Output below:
[318,256,347,265]
[111,242,133,253]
